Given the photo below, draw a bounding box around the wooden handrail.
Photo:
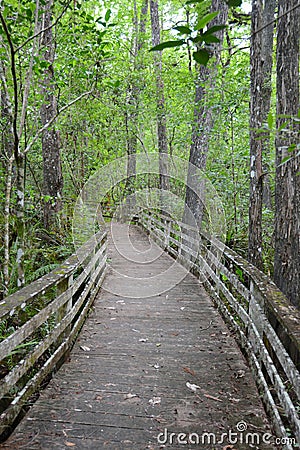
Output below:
[0,230,107,440]
[138,210,300,448]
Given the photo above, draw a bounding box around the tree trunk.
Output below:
[0,63,14,295]
[261,0,276,207]
[248,0,275,270]
[274,0,300,308]
[125,0,148,211]
[184,0,228,227]
[15,154,25,287]
[40,0,63,230]
[248,0,264,269]
[150,0,169,195]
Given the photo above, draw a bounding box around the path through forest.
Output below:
[2,224,274,449]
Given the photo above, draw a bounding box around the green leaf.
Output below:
[226,0,243,6]
[195,12,219,30]
[288,143,297,152]
[193,49,210,65]
[221,273,228,282]
[186,0,206,4]
[150,40,185,52]
[267,111,273,130]
[105,8,111,22]
[202,34,220,43]
[174,25,192,35]
[278,121,288,132]
[25,8,32,19]
[205,25,227,35]
[278,155,292,167]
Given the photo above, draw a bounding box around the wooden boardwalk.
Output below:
[2,224,274,449]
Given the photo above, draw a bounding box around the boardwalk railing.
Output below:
[0,230,107,440]
[138,210,300,447]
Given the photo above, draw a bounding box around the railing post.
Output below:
[56,274,73,338]
[147,211,151,235]
[164,219,171,250]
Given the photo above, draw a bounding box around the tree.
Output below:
[0,0,42,288]
[150,0,169,193]
[248,0,275,270]
[124,0,149,206]
[184,0,228,227]
[40,0,63,230]
[274,0,300,307]
[0,0,95,294]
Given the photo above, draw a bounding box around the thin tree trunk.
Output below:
[0,12,26,288]
[125,0,148,213]
[150,0,169,195]
[1,1,41,289]
[261,0,276,207]
[3,157,13,295]
[248,0,264,269]
[40,0,63,230]
[274,0,300,307]
[0,62,14,295]
[15,154,25,287]
[184,0,228,227]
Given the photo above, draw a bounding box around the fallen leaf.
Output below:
[125,393,138,399]
[235,370,245,378]
[65,442,76,447]
[186,382,200,393]
[95,395,103,401]
[204,393,223,402]
[80,346,90,352]
[183,367,196,377]
[149,396,161,406]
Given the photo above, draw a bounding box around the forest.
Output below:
[0,0,299,308]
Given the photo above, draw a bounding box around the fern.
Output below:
[26,263,60,283]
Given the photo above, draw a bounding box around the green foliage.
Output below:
[0,0,281,303]
[150,0,242,65]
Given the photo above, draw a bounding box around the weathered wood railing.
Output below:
[138,210,300,448]
[0,230,107,440]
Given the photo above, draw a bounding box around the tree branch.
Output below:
[18,0,41,140]
[24,89,94,155]
[0,11,19,161]
[15,0,72,53]
[251,3,300,37]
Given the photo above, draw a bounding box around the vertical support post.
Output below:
[56,274,73,340]
[164,219,171,250]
